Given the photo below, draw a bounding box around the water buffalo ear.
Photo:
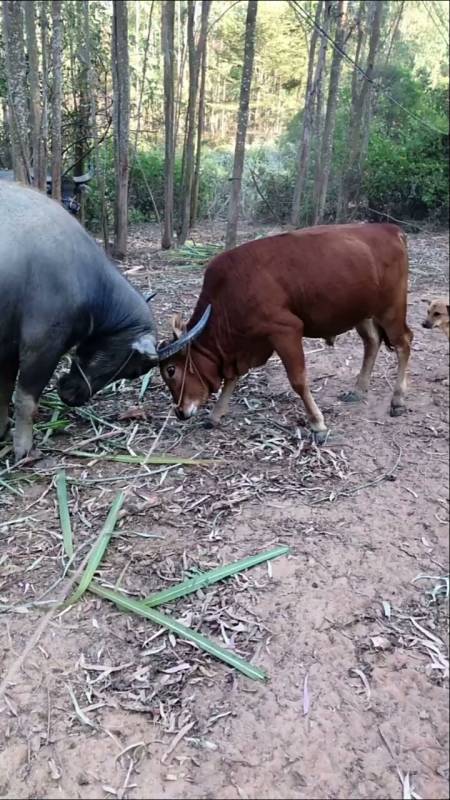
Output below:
[172,313,186,340]
[132,334,158,361]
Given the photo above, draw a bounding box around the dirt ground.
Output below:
[0,222,448,800]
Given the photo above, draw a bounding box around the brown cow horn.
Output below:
[158,305,212,361]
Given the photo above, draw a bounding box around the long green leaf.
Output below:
[143,546,290,606]
[68,449,210,466]
[89,582,267,682]
[65,492,124,606]
[56,470,73,559]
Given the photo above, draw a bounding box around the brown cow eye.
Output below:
[167,365,176,378]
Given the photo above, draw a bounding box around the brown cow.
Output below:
[159,223,413,440]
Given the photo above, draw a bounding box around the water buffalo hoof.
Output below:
[0,419,12,440]
[203,417,220,430]
[390,404,406,417]
[14,446,43,465]
[340,390,363,403]
[312,429,329,445]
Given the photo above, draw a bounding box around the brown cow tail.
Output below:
[375,322,394,351]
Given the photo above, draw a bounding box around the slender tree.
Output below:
[39,0,49,189]
[2,0,30,183]
[313,0,349,223]
[24,0,45,190]
[161,0,175,249]
[225,0,258,251]
[290,0,323,228]
[83,0,108,247]
[191,22,208,225]
[51,0,63,201]
[112,0,130,258]
[337,0,384,220]
[179,0,211,245]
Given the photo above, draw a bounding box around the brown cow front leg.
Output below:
[272,333,327,443]
[205,378,238,428]
[341,319,381,403]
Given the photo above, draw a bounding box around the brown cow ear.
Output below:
[172,313,186,340]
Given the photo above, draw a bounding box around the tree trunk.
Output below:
[190,26,208,226]
[50,0,63,201]
[24,0,44,190]
[2,0,31,183]
[337,0,384,220]
[225,0,258,251]
[39,0,49,190]
[112,0,130,259]
[179,0,211,245]
[83,0,109,247]
[290,0,323,228]
[313,0,348,224]
[161,0,175,249]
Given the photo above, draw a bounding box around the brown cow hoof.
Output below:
[390,404,406,417]
[312,429,329,445]
[339,390,364,403]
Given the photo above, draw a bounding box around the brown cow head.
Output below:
[159,306,220,419]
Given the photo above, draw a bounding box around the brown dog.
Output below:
[422,297,450,339]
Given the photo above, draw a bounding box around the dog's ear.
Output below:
[171,313,187,340]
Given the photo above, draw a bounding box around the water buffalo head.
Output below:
[57,327,160,407]
[159,306,219,420]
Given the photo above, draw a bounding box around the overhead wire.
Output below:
[289,0,449,137]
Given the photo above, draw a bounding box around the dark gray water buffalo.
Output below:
[0,183,210,461]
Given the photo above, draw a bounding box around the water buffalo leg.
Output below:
[375,314,413,416]
[341,319,381,403]
[0,360,18,439]
[271,332,327,441]
[210,378,238,425]
[14,351,62,461]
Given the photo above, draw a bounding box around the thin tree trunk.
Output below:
[179,0,211,245]
[290,0,323,228]
[112,0,130,259]
[313,0,348,224]
[39,0,49,190]
[51,0,63,201]
[2,0,31,183]
[310,0,331,218]
[83,0,108,246]
[337,0,384,220]
[161,0,175,249]
[225,0,258,251]
[191,28,208,225]
[24,1,44,190]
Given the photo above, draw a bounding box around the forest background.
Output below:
[0,0,448,257]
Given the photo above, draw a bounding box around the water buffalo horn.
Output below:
[144,290,157,303]
[157,305,212,361]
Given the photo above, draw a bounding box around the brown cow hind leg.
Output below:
[340,319,381,403]
[376,316,413,417]
[205,378,238,428]
[272,332,328,443]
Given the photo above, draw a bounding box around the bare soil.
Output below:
[0,223,448,800]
